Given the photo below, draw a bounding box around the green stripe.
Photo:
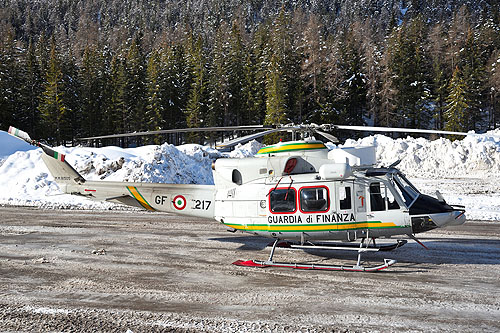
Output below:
[257,146,326,155]
[222,221,408,233]
[134,187,153,207]
[225,221,386,227]
[127,186,153,210]
[268,141,324,147]
[126,186,147,209]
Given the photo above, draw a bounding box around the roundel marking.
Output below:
[173,195,187,210]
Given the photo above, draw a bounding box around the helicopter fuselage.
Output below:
[35,137,466,243]
[212,140,465,242]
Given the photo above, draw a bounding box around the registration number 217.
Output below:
[193,200,211,210]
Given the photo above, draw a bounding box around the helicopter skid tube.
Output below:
[232,258,396,272]
[273,240,407,252]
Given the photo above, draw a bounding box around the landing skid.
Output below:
[233,237,402,272]
[274,239,407,252]
[233,258,396,272]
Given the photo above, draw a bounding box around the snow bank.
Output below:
[341,129,500,178]
[0,130,499,220]
[0,130,262,209]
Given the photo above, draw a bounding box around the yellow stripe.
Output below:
[127,186,155,211]
[224,221,398,232]
[337,222,397,230]
[257,142,326,154]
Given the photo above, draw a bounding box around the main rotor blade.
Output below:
[8,126,33,143]
[215,128,285,149]
[314,130,339,143]
[79,125,272,140]
[332,125,499,137]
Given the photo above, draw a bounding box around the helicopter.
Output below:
[7,124,477,272]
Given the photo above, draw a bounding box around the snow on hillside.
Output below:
[0,130,499,220]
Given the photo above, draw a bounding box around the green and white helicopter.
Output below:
[9,124,476,272]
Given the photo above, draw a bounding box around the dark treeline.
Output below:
[1,0,500,144]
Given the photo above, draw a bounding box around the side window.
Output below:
[339,186,352,210]
[387,187,400,210]
[300,187,329,212]
[370,182,385,211]
[269,188,296,213]
[369,182,400,211]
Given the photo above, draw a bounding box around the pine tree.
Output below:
[207,23,230,129]
[227,21,246,125]
[125,35,147,133]
[359,19,383,127]
[488,51,500,128]
[378,33,398,127]
[444,66,469,138]
[459,28,487,131]
[23,38,44,137]
[246,24,270,125]
[264,51,287,144]
[337,24,367,127]
[0,30,21,131]
[429,24,449,130]
[61,49,80,140]
[79,46,104,137]
[185,35,208,143]
[38,36,69,145]
[97,47,114,137]
[386,17,432,129]
[167,44,190,129]
[109,55,128,136]
[300,14,326,123]
[145,49,164,144]
[320,35,344,125]
[263,9,292,143]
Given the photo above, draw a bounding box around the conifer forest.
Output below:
[1,0,500,145]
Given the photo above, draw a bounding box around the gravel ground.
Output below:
[0,206,499,332]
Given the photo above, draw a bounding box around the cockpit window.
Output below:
[269,188,297,213]
[370,182,400,211]
[369,183,385,211]
[300,187,329,212]
[393,173,420,207]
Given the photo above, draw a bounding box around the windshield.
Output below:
[392,173,420,207]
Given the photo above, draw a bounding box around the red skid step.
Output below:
[232,259,396,272]
[232,260,268,267]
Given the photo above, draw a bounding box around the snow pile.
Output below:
[69,144,216,185]
[0,131,262,209]
[341,129,500,178]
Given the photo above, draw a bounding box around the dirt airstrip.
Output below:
[0,206,499,332]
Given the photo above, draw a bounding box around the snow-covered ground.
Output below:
[1,129,499,220]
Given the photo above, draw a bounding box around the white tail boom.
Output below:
[7,126,215,218]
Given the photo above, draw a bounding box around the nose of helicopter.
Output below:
[429,209,466,228]
[410,194,466,232]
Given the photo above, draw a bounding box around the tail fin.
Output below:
[8,126,85,185]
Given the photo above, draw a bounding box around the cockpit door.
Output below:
[364,180,409,232]
[335,181,355,233]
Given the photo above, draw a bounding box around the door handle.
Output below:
[367,213,375,217]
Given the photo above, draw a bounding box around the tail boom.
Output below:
[8,126,215,219]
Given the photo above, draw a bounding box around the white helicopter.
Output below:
[8,124,475,272]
